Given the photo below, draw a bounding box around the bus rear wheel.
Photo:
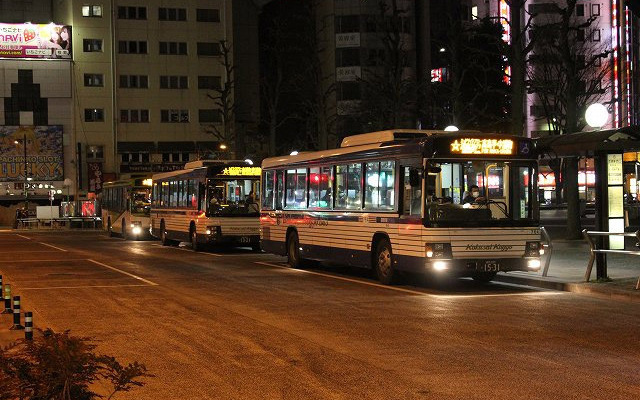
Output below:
[373,238,395,285]
[472,272,497,283]
[287,232,303,268]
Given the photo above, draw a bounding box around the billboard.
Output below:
[0,126,64,181]
[0,23,72,59]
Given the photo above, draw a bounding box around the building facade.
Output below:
[0,0,258,201]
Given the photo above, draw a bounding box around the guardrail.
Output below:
[16,217,102,230]
[582,229,640,289]
[541,227,553,277]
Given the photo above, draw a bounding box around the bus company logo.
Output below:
[306,219,328,227]
[465,244,513,252]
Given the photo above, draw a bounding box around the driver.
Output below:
[462,185,486,204]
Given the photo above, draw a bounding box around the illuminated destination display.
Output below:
[221,167,262,176]
[450,138,515,155]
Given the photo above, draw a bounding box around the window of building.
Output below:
[335,15,360,33]
[592,4,600,16]
[471,5,479,20]
[86,145,104,159]
[528,3,557,14]
[118,6,146,19]
[576,4,584,17]
[122,152,150,163]
[84,109,104,122]
[119,75,149,88]
[118,41,148,54]
[592,29,600,42]
[159,41,187,55]
[335,163,362,210]
[285,168,307,209]
[159,76,188,89]
[159,7,187,21]
[161,109,189,123]
[337,82,361,101]
[84,74,104,87]
[198,76,222,90]
[364,161,395,211]
[161,153,188,162]
[336,48,360,67]
[308,166,332,209]
[198,109,222,123]
[196,8,220,22]
[120,109,149,123]
[82,5,102,17]
[197,42,222,56]
[83,39,103,52]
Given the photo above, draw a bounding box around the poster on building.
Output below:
[0,126,64,181]
[88,162,103,194]
[0,23,72,59]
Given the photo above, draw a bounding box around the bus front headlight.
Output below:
[527,259,541,270]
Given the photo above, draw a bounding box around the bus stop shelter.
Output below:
[536,126,640,279]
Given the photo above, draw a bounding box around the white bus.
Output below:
[260,130,542,284]
[150,160,262,251]
[102,178,152,240]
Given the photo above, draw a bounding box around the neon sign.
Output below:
[450,138,515,155]
[221,167,262,176]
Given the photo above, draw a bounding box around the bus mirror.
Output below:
[409,168,422,187]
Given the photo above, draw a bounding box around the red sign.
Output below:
[88,162,103,193]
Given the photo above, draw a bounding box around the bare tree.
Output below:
[527,0,612,238]
[205,40,236,157]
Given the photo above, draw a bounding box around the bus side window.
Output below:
[199,182,206,211]
[275,171,284,210]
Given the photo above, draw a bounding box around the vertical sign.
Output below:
[606,153,624,249]
[87,162,103,194]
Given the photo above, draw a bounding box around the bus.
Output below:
[260,129,542,284]
[150,160,262,251]
[102,178,153,240]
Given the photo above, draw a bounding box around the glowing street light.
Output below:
[219,144,228,150]
[444,125,459,132]
[585,103,609,129]
[244,159,253,165]
[290,151,299,156]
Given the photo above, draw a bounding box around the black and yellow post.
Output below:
[2,283,12,314]
[24,312,33,340]
[10,295,23,330]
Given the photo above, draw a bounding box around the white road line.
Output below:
[0,259,88,263]
[151,243,222,257]
[19,284,154,290]
[87,259,159,286]
[15,234,31,240]
[254,261,559,299]
[38,242,68,252]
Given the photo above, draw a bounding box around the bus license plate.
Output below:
[480,261,500,272]
[239,236,250,244]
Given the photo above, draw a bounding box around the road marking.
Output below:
[0,259,89,263]
[254,261,560,298]
[15,234,31,240]
[19,284,154,290]
[38,242,68,252]
[254,261,436,296]
[87,259,158,286]
[151,243,222,257]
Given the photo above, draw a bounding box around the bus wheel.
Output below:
[287,231,302,268]
[472,272,497,283]
[122,220,128,240]
[190,227,200,251]
[373,238,395,285]
[161,221,171,246]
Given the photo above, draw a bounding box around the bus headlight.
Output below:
[132,226,142,235]
[433,261,448,271]
[425,243,448,258]
[527,259,541,270]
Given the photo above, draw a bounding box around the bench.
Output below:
[582,229,640,290]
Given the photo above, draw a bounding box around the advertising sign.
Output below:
[0,126,64,181]
[88,162,103,194]
[0,23,72,59]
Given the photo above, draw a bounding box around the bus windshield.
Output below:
[207,178,260,217]
[131,187,151,216]
[425,160,537,227]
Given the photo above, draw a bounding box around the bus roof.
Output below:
[152,160,258,181]
[262,129,531,169]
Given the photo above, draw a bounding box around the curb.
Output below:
[495,273,640,303]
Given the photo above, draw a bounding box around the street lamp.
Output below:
[585,103,608,129]
[444,125,459,132]
[14,133,28,212]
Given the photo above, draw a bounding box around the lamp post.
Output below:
[14,133,29,214]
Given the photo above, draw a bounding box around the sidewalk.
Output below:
[496,239,640,303]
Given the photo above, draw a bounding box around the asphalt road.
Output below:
[0,231,638,399]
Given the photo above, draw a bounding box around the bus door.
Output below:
[399,165,424,239]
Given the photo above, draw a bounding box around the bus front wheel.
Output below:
[472,272,497,283]
[287,232,302,268]
[373,238,395,285]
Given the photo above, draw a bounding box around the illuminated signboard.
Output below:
[450,138,515,155]
[0,23,72,59]
[0,126,64,181]
[221,167,262,176]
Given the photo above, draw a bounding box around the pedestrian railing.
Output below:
[582,229,640,289]
[541,227,553,277]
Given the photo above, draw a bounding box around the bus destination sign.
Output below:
[221,167,262,176]
[450,138,514,155]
